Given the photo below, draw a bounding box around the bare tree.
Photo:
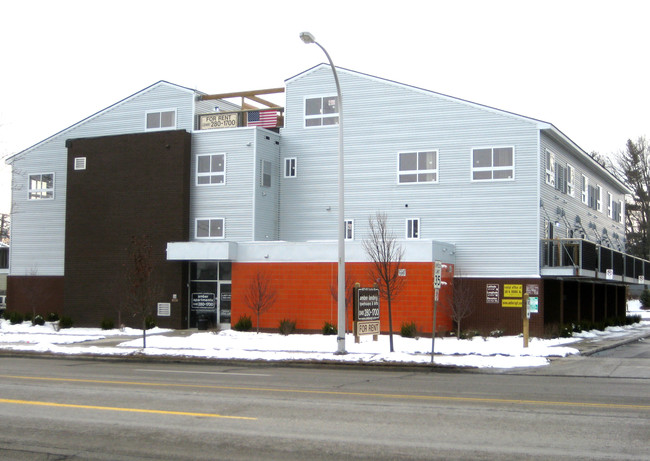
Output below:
[448,277,474,339]
[614,137,650,258]
[124,235,159,348]
[245,271,277,333]
[362,212,405,352]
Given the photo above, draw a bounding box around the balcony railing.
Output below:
[541,238,650,284]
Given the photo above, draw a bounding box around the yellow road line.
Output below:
[0,398,256,420]
[2,374,649,411]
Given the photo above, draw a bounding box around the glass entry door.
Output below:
[189,262,231,329]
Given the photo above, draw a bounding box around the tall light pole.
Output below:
[300,31,346,354]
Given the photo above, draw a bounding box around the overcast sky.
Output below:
[1,0,648,215]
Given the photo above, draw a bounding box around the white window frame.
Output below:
[406,218,420,239]
[566,164,575,197]
[344,219,354,240]
[545,149,556,186]
[619,200,625,224]
[284,157,297,178]
[74,157,87,171]
[145,108,177,131]
[28,173,55,200]
[195,218,225,239]
[471,146,515,181]
[196,153,226,186]
[596,185,602,212]
[397,150,439,184]
[607,192,613,219]
[261,160,272,187]
[581,175,589,204]
[304,94,339,128]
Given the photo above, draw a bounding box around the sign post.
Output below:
[431,261,442,363]
[523,293,530,348]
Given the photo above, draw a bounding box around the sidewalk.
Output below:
[2,316,649,370]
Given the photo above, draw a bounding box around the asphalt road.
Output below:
[0,356,648,460]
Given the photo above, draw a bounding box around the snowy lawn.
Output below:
[0,300,648,369]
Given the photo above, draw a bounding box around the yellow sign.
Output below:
[504,284,522,298]
[199,113,239,130]
[502,299,523,308]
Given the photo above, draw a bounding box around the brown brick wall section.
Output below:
[459,277,544,337]
[64,130,191,328]
[7,276,64,316]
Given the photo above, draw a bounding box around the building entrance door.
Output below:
[188,262,231,329]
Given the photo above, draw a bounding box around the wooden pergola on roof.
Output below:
[199,87,285,111]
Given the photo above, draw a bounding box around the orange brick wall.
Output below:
[231,261,453,334]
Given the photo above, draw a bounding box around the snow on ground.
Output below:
[0,301,648,369]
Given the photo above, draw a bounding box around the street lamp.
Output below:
[300,31,346,354]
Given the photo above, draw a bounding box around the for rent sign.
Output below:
[354,287,380,338]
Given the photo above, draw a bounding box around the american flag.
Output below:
[247,110,277,128]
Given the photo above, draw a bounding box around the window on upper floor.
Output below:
[398,151,438,184]
[566,164,575,197]
[406,218,420,239]
[145,109,176,131]
[304,95,338,127]
[344,219,354,240]
[471,147,514,181]
[607,192,613,218]
[261,160,272,187]
[618,200,624,224]
[197,154,225,185]
[284,158,297,178]
[581,175,589,204]
[545,150,556,186]
[196,218,224,239]
[28,173,54,200]
[596,185,602,212]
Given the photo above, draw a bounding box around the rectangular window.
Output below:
[607,192,613,218]
[581,175,589,204]
[471,147,514,181]
[28,173,54,200]
[197,154,225,185]
[304,95,339,127]
[398,151,438,183]
[545,150,556,186]
[344,219,354,240]
[261,160,272,187]
[555,163,566,193]
[596,185,602,212]
[406,218,420,239]
[145,109,176,131]
[566,164,575,197]
[196,218,224,239]
[619,200,624,224]
[284,157,297,178]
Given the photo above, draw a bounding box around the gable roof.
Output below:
[5,80,199,164]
